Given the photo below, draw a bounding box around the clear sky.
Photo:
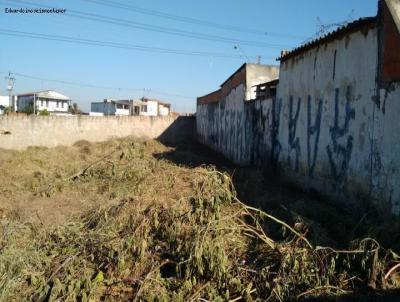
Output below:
[0,0,377,113]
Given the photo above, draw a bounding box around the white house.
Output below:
[90,97,171,116]
[91,99,131,116]
[137,98,171,116]
[17,90,70,115]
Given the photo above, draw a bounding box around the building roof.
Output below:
[279,17,377,62]
[252,78,279,88]
[17,90,70,101]
[197,89,221,105]
[386,0,400,32]
[220,63,247,87]
[141,97,171,107]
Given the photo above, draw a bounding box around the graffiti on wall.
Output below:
[326,87,356,189]
[307,96,323,178]
[270,98,282,171]
[248,102,267,165]
[288,96,301,172]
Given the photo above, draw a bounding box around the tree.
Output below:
[4,106,11,114]
[69,102,80,115]
[39,109,50,116]
[20,103,37,115]
[0,105,10,115]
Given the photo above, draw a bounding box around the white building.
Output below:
[90,98,171,116]
[0,95,9,115]
[91,99,131,116]
[17,90,71,115]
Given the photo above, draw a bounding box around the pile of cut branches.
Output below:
[0,139,399,301]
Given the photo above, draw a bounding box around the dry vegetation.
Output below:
[0,138,399,301]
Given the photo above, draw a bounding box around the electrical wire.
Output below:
[84,0,306,40]
[0,28,278,61]
[0,71,196,100]
[3,0,294,49]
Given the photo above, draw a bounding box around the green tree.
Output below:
[39,109,50,116]
[20,103,36,115]
[0,106,11,114]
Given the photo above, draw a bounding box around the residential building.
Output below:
[90,97,171,116]
[134,98,171,116]
[196,0,400,215]
[17,90,70,115]
[91,99,131,116]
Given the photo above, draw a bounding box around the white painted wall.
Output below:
[115,108,130,116]
[0,96,9,115]
[140,100,158,116]
[277,28,381,208]
[197,27,400,215]
[159,104,170,116]
[36,98,68,112]
[89,112,104,116]
[18,96,68,113]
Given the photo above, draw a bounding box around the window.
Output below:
[41,100,44,107]
[46,100,49,107]
[141,105,147,112]
[57,101,60,108]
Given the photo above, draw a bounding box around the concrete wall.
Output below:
[277,26,400,214]
[197,26,400,215]
[0,115,194,150]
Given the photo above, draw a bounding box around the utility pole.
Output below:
[5,72,16,112]
[33,93,36,115]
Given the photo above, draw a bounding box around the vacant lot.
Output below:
[0,138,399,301]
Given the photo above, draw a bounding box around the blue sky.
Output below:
[0,0,377,113]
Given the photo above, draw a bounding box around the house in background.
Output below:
[90,97,171,116]
[133,98,171,116]
[17,90,71,115]
[91,99,131,116]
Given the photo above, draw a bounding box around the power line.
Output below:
[0,71,196,100]
[4,0,294,49]
[84,0,306,40]
[0,28,277,61]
